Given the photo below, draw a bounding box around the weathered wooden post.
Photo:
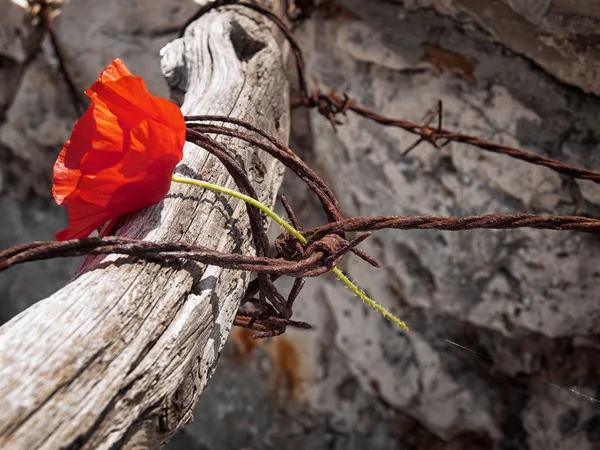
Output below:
[0,1,289,448]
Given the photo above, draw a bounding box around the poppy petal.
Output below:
[85,58,132,97]
[90,74,185,133]
[54,199,115,241]
[53,58,186,241]
[52,142,82,205]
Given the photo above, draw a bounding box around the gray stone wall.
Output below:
[1,1,599,449]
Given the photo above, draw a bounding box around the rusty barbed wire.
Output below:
[185,117,379,267]
[188,1,600,185]
[185,116,374,333]
[3,214,599,272]
[0,236,327,276]
[302,213,600,240]
[4,120,600,337]
[185,128,286,316]
[3,1,600,339]
[300,92,600,184]
[183,114,600,335]
[185,125,372,329]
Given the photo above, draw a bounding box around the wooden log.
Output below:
[0,1,289,448]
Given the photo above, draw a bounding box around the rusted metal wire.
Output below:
[3,213,599,273]
[234,308,311,339]
[0,237,328,276]
[302,213,600,241]
[188,1,600,186]
[182,113,600,335]
[299,91,600,184]
[3,118,600,337]
[185,128,286,316]
[3,0,600,339]
[185,117,379,267]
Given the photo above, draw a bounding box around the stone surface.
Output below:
[387,0,600,96]
[0,2,80,323]
[169,2,600,449]
[0,55,75,196]
[0,0,41,63]
[54,0,203,98]
[504,0,551,24]
[0,195,80,324]
[0,60,24,120]
[1,0,600,449]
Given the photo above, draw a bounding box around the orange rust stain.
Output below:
[269,337,303,406]
[423,43,478,82]
[229,328,261,362]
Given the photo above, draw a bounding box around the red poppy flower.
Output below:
[52,58,185,241]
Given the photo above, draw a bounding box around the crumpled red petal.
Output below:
[52,58,186,241]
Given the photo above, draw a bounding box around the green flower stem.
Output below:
[172,174,409,332]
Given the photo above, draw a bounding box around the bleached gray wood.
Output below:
[0,1,289,448]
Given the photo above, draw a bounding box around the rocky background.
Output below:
[1,1,600,449]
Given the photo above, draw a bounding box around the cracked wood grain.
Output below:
[0,1,289,448]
